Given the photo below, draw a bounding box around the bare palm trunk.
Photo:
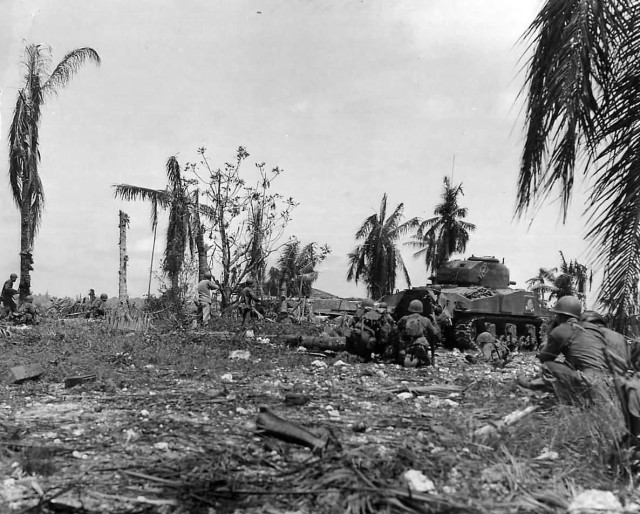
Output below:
[19,194,33,302]
[118,211,129,304]
[195,221,208,281]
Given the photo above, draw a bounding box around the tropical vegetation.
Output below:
[517,0,640,325]
[408,176,476,274]
[347,194,413,299]
[526,251,590,306]
[8,44,100,300]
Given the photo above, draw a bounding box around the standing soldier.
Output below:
[197,272,218,327]
[396,299,439,367]
[239,278,261,326]
[1,273,18,316]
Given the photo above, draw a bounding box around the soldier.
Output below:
[239,278,261,326]
[580,310,631,373]
[346,298,389,360]
[197,272,218,327]
[89,294,109,318]
[518,296,622,404]
[277,294,292,323]
[395,299,439,367]
[14,295,37,325]
[1,273,18,315]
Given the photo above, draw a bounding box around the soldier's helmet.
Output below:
[580,310,605,326]
[203,271,212,279]
[434,305,443,315]
[361,298,375,309]
[551,295,582,318]
[100,293,108,301]
[10,273,17,280]
[408,299,424,313]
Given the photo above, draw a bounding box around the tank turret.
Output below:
[433,256,510,289]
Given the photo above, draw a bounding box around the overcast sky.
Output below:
[0,0,596,302]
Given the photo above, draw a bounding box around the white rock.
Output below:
[333,360,348,367]
[229,350,251,360]
[153,442,170,451]
[296,346,307,353]
[221,373,234,382]
[244,329,255,339]
[401,470,436,493]
[311,360,328,368]
[397,392,414,400]
[568,490,623,513]
[140,409,150,417]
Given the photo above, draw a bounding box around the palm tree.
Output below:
[526,267,557,305]
[347,194,413,299]
[516,0,640,323]
[526,252,590,306]
[409,176,476,274]
[114,157,195,300]
[277,239,329,298]
[8,44,100,299]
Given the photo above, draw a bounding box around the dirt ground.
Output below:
[0,319,637,513]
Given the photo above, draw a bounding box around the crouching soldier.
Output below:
[88,294,109,318]
[13,295,37,325]
[396,300,439,367]
[346,299,391,361]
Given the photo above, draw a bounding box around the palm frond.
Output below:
[44,47,100,94]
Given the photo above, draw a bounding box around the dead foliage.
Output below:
[0,320,638,513]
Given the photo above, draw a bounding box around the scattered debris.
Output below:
[473,405,538,440]
[401,469,436,493]
[64,374,97,388]
[5,363,45,384]
[567,489,623,513]
[255,407,330,452]
[229,350,251,360]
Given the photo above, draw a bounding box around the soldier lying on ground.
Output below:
[395,299,439,367]
[345,299,395,361]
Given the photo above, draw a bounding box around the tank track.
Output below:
[453,315,543,351]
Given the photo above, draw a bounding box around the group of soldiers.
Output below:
[1,273,37,324]
[196,273,262,327]
[344,298,444,367]
[518,295,639,406]
[83,289,110,318]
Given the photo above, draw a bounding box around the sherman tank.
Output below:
[382,256,545,350]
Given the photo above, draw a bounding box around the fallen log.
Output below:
[280,335,346,352]
[256,407,329,452]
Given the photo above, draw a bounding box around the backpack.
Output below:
[404,316,424,338]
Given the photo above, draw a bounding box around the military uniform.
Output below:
[1,277,18,314]
[197,277,218,326]
[396,312,439,367]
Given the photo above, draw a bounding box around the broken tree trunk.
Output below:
[118,210,130,305]
[281,335,346,352]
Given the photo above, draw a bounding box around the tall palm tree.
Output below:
[347,194,413,299]
[409,176,476,274]
[526,267,557,305]
[8,44,100,299]
[516,0,640,323]
[114,157,195,300]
